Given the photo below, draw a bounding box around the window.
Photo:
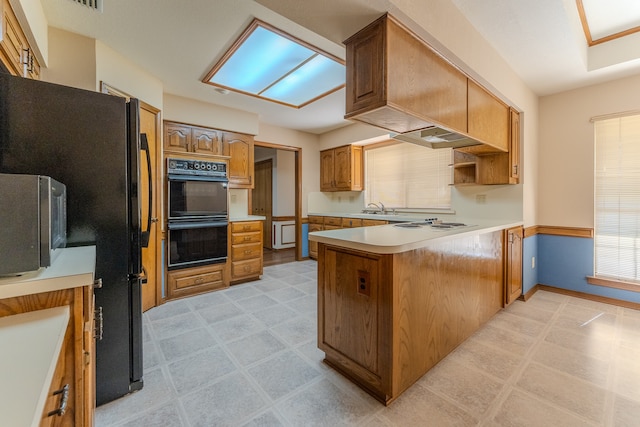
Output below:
[594,113,640,283]
[364,141,451,209]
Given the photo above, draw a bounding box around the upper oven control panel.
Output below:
[167,158,227,177]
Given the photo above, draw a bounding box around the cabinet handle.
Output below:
[48,384,69,417]
[243,236,251,241]
[194,277,204,285]
[94,307,104,341]
[244,250,252,255]
[513,165,518,175]
[93,278,103,289]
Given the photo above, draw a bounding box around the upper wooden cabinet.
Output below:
[320,145,363,192]
[223,131,254,189]
[465,80,509,153]
[163,121,254,188]
[0,0,40,79]
[164,121,224,156]
[344,13,467,135]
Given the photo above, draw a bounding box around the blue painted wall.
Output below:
[301,223,309,258]
[526,234,640,304]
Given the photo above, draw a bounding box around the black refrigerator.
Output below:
[0,72,145,405]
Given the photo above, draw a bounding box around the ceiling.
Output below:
[40,0,640,135]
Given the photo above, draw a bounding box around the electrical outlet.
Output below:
[476,194,487,204]
[338,196,342,202]
[531,256,536,269]
[230,194,237,203]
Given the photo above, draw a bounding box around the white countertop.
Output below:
[309,219,523,254]
[0,246,96,300]
[230,215,266,221]
[0,306,70,427]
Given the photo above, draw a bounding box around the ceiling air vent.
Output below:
[71,0,102,12]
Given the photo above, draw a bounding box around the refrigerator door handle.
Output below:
[140,133,152,248]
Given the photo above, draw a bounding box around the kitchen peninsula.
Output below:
[309,219,522,405]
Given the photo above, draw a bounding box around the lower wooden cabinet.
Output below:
[504,226,524,305]
[166,263,228,299]
[308,216,389,259]
[0,285,95,426]
[230,220,263,283]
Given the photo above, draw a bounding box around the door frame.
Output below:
[252,141,303,261]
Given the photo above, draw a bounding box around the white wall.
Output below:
[12,0,48,65]
[539,73,640,227]
[274,150,295,216]
[41,28,95,91]
[164,94,258,136]
[95,42,163,110]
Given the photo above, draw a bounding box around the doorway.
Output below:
[252,159,273,249]
[252,141,302,264]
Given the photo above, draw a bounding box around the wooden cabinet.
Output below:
[465,80,509,153]
[230,220,263,283]
[0,285,95,426]
[163,121,223,156]
[345,13,514,155]
[166,263,228,299]
[320,145,363,192]
[318,229,503,404]
[307,215,389,259]
[504,226,523,305]
[344,13,467,135]
[509,108,521,184]
[452,108,521,186]
[163,121,254,188]
[0,0,40,79]
[224,132,254,188]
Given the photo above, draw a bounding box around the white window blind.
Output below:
[365,142,451,209]
[594,114,640,283]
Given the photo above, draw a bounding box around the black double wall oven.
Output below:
[167,158,229,270]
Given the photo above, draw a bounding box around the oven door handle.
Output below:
[167,221,228,230]
[167,173,228,183]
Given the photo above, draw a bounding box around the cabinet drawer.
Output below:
[231,231,261,245]
[174,269,224,290]
[231,242,262,261]
[231,221,261,233]
[308,215,325,225]
[362,219,388,226]
[323,216,342,226]
[232,258,262,278]
[341,218,363,228]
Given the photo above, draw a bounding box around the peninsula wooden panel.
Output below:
[317,229,504,405]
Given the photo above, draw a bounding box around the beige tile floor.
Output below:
[95,260,640,426]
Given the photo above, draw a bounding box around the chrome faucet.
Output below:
[366,202,385,213]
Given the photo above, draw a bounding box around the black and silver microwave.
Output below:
[0,173,67,275]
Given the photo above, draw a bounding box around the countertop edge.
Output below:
[309,221,523,254]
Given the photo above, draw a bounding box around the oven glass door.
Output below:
[168,175,228,220]
[167,221,228,269]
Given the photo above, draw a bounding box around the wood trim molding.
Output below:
[525,284,640,310]
[587,276,640,293]
[576,0,640,47]
[523,225,593,238]
[301,217,309,224]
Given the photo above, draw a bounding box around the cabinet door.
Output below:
[467,80,509,152]
[224,132,254,188]
[344,16,385,115]
[308,223,323,259]
[509,109,520,184]
[505,226,523,305]
[0,0,25,76]
[320,149,335,191]
[333,146,352,190]
[164,122,192,153]
[320,247,382,376]
[192,127,223,156]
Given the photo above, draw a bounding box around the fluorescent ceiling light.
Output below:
[577,0,640,45]
[203,19,345,108]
